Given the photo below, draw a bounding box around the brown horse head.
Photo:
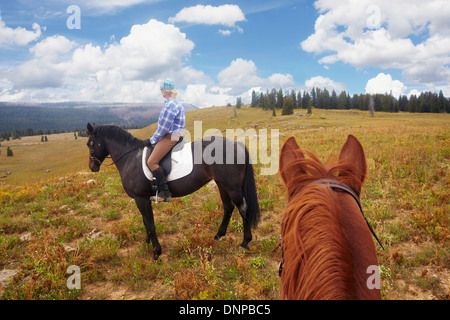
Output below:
[279,135,381,300]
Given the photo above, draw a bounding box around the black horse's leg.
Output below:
[134,197,161,260]
[236,197,252,249]
[228,192,252,250]
[214,183,235,240]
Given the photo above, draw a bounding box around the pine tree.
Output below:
[302,92,311,110]
[251,90,258,108]
[438,90,445,113]
[291,90,298,108]
[236,97,242,109]
[338,91,347,109]
[330,90,338,109]
[322,88,330,109]
[307,100,312,115]
[297,91,303,109]
[351,94,359,109]
[7,146,13,157]
[408,95,418,112]
[269,89,277,110]
[311,87,317,107]
[276,88,284,109]
[282,96,294,115]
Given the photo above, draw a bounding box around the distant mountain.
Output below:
[0,102,197,134]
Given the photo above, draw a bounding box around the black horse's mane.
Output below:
[94,125,144,148]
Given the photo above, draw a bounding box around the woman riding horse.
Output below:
[146,80,185,202]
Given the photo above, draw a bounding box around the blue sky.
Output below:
[0,0,449,107]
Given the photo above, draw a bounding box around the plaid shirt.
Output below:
[150,98,185,144]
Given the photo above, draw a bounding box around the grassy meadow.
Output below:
[0,106,449,300]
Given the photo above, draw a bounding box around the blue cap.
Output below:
[160,80,174,90]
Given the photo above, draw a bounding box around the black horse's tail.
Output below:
[243,149,261,229]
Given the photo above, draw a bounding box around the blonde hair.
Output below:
[162,89,178,99]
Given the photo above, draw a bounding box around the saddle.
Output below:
[146,137,185,175]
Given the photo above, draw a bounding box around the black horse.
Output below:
[86,123,260,259]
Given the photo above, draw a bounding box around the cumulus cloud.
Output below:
[217,58,295,95]
[169,4,246,27]
[304,76,346,92]
[7,36,75,89]
[104,19,194,80]
[0,16,292,107]
[70,20,196,101]
[30,35,75,59]
[302,0,450,85]
[365,73,407,97]
[1,18,289,106]
[180,60,295,107]
[0,14,41,47]
[182,84,235,108]
[3,19,195,97]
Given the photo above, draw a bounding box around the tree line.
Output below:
[0,124,145,141]
[0,128,68,141]
[249,87,450,115]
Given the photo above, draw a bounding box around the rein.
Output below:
[279,178,384,277]
[105,143,146,167]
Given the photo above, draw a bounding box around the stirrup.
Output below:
[150,191,172,203]
[150,196,172,203]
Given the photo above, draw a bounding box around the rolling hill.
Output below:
[0,102,197,134]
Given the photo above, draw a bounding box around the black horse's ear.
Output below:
[87,123,93,133]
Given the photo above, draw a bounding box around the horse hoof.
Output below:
[152,248,161,260]
[153,251,161,260]
[240,242,249,250]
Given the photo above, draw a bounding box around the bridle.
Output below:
[278,178,384,277]
[88,135,104,167]
[88,133,147,168]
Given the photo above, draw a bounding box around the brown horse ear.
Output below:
[87,123,93,133]
[279,137,306,186]
[338,134,367,184]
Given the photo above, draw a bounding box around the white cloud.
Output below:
[30,35,75,58]
[0,17,292,107]
[267,73,295,89]
[304,76,346,92]
[365,73,407,97]
[4,19,195,95]
[217,59,261,94]
[406,89,423,98]
[0,14,41,47]
[217,58,295,95]
[218,29,232,36]
[0,19,254,105]
[169,4,246,27]
[302,0,450,85]
[182,84,234,108]
[102,19,195,80]
[7,36,76,89]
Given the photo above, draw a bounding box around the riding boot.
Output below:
[150,167,172,202]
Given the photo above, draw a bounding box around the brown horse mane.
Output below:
[280,149,365,299]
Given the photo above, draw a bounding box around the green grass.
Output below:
[1,106,449,300]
